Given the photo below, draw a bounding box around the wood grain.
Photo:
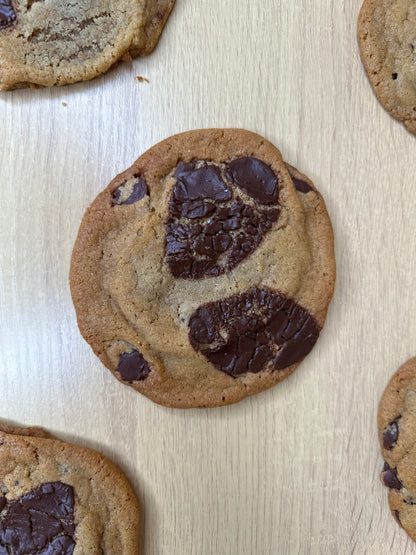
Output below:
[1,0,416,553]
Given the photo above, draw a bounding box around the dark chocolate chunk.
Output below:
[166,160,280,279]
[382,463,403,490]
[39,536,75,555]
[392,73,398,80]
[117,350,151,382]
[166,238,189,256]
[0,0,16,30]
[181,200,216,219]
[174,163,232,202]
[227,157,279,205]
[193,236,214,256]
[383,418,400,450]
[112,178,148,206]
[271,304,319,369]
[189,287,320,377]
[0,482,75,555]
[292,176,314,194]
[212,233,232,252]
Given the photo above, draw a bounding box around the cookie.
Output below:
[0,0,175,90]
[358,0,416,134]
[0,424,139,553]
[378,357,416,541]
[70,129,336,408]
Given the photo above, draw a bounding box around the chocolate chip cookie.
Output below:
[70,129,336,408]
[358,0,416,133]
[379,357,416,541]
[0,0,175,90]
[0,424,139,553]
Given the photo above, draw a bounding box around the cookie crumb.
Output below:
[121,52,133,62]
[62,102,67,107]
[135,76,150,83]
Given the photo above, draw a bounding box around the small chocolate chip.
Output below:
[292,177,314,194]
[112,178,148,206]
[189,287,320,376]
[382,463,403,490]
[394,510,401,523]
[383,418,400,450]
[392,73,398,80]
[117,350,151,382]
[0,0,16,30]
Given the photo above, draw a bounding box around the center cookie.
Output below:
[70,129,336,408]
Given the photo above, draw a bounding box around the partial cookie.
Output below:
[0,425,139,553]
[70,129,335,408]
[358,0,416,133]
[0,422,52,439]
[0,0,175,90]
[379,357,416,541]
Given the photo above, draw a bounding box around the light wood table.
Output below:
[1,1,416,553]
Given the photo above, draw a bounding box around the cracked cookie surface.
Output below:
[358,0,416,133]
[0,425,139,553]
[0,0,175,90]
[70,129,336,408]
[379,357,416,541]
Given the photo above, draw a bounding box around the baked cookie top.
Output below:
[70,129,336,408]
[0,425,139,553]
[0,0,175,90]
[379,357,416,542]
[358,0,416,133]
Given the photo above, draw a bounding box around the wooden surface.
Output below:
[1,1,416,553]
